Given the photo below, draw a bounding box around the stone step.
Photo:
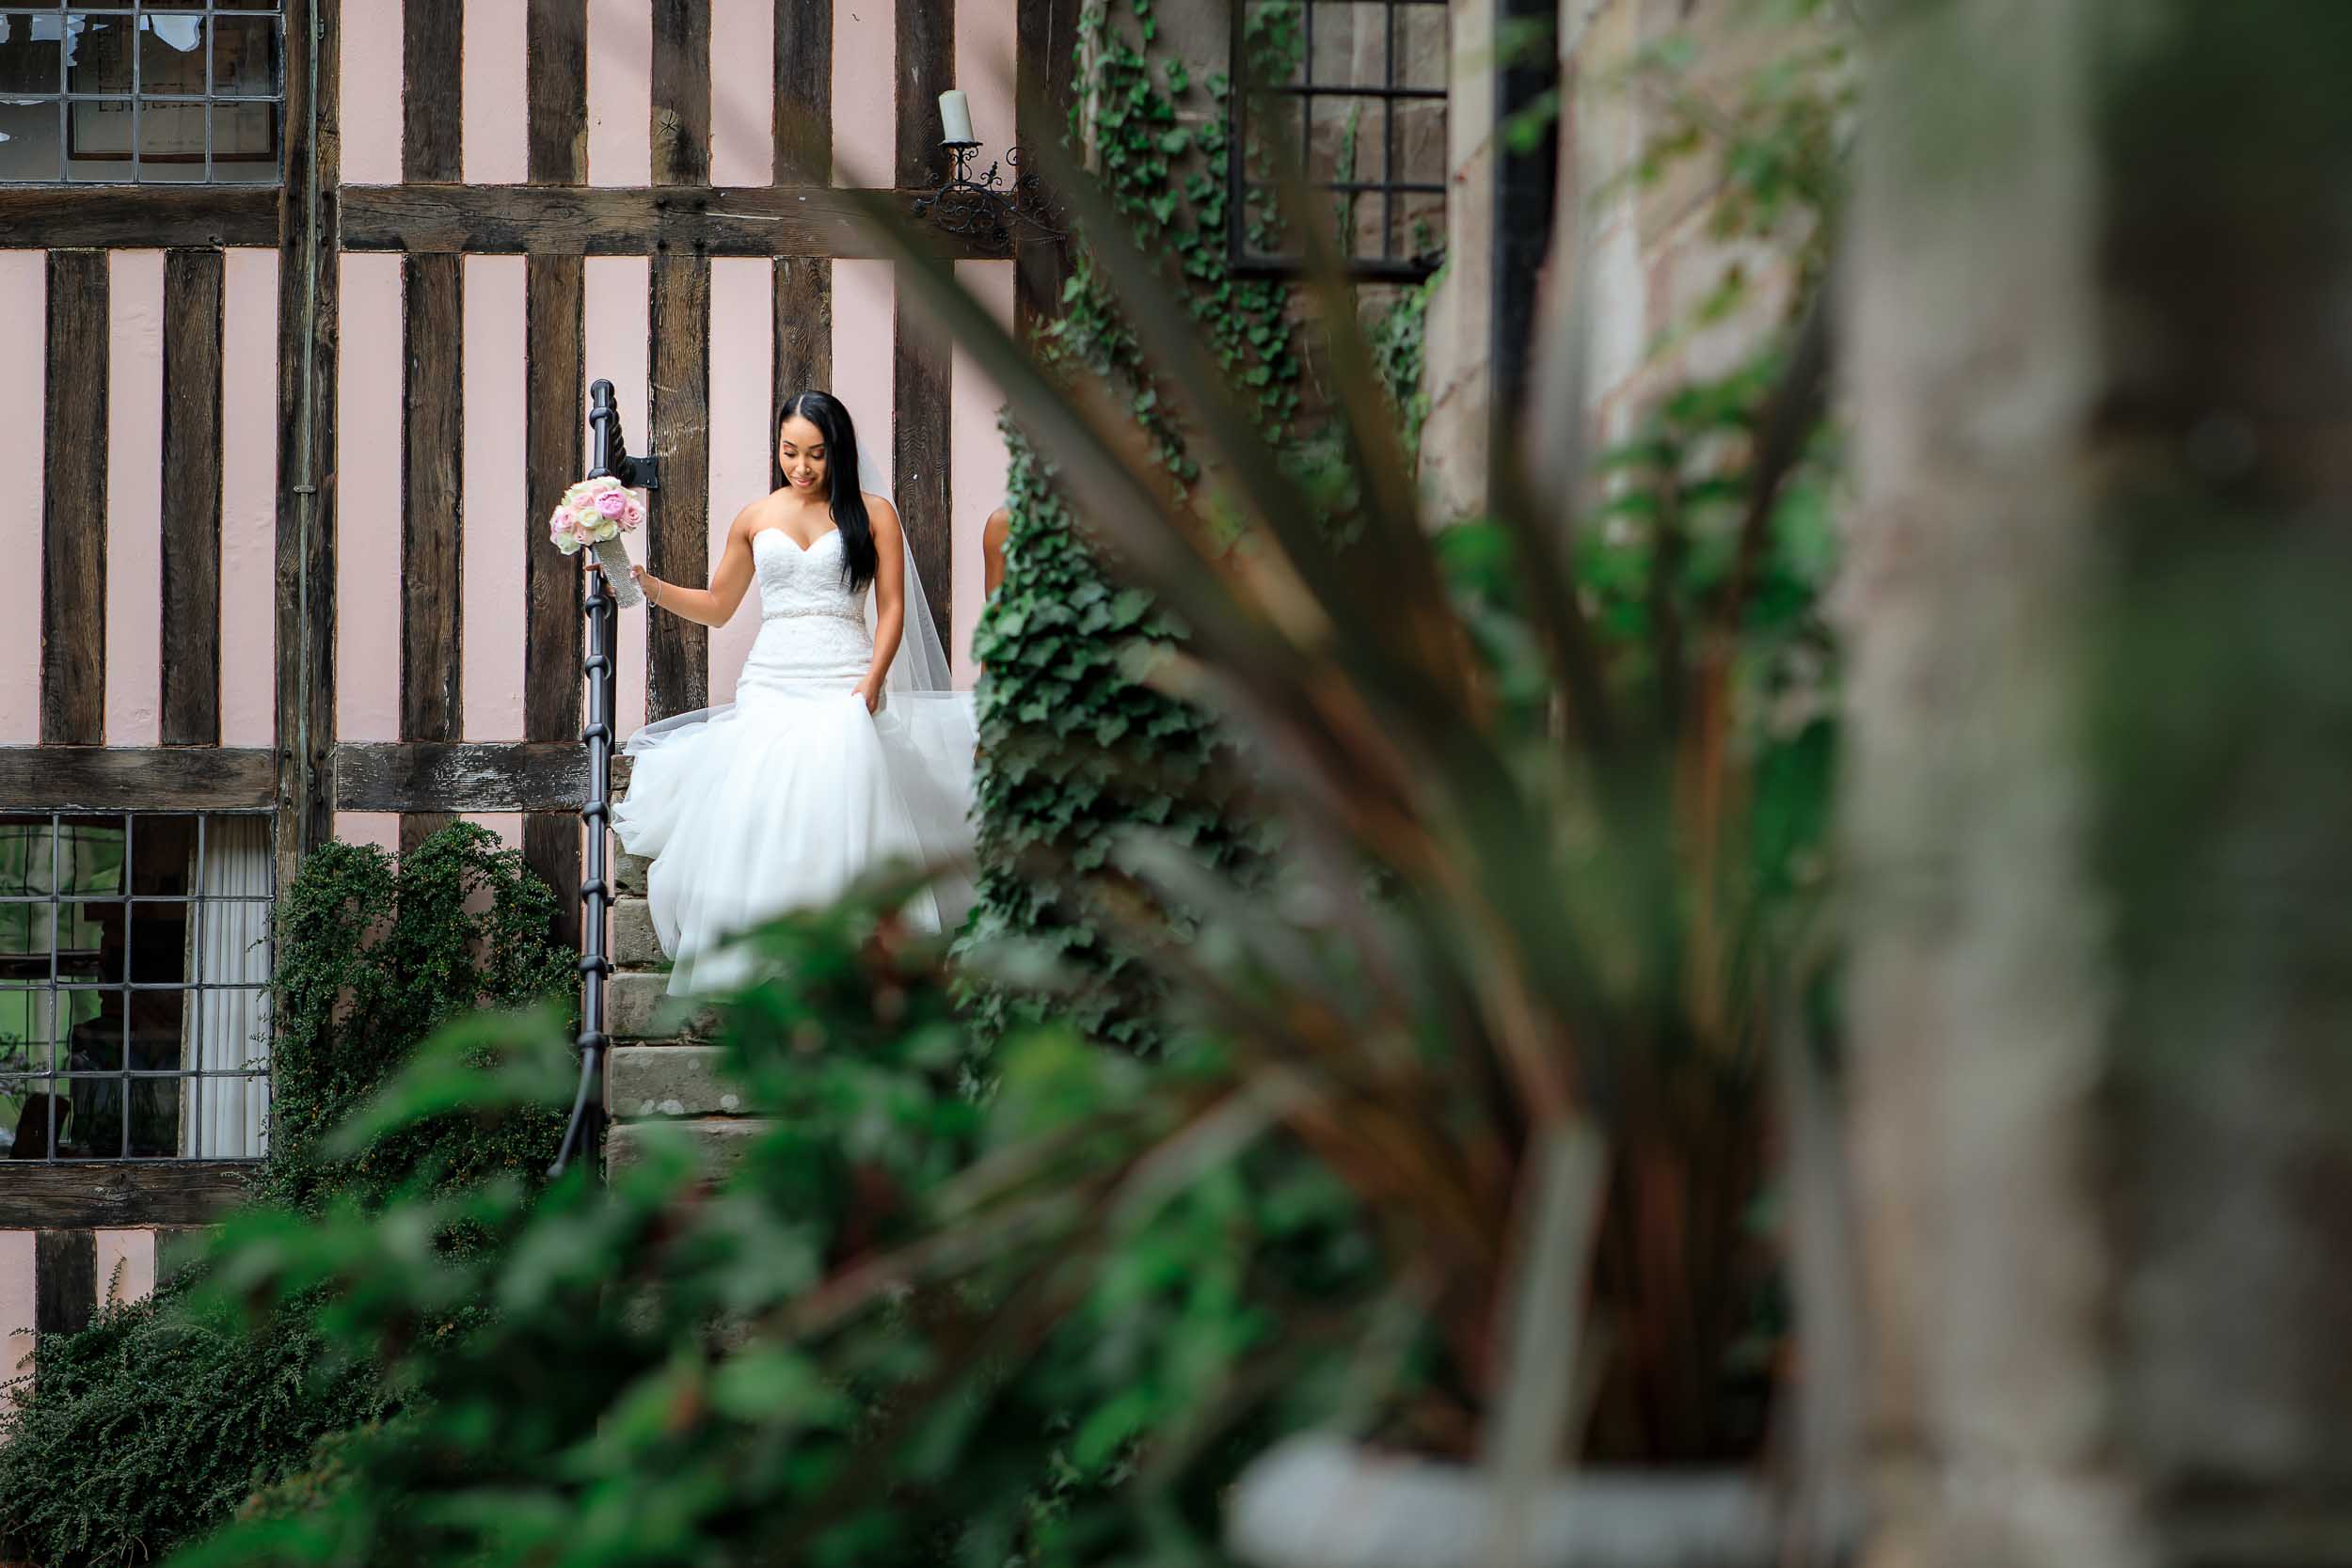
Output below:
[605,1115,772,1177]
[607,970,719,1041]
[608,1044,752,1119]
[612,895,662,968]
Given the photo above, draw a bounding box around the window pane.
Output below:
[60,1073,124,1157]
[0,98,60,182]
[63,987,123,1071]
[1399,3,1445,91]
[130,900,189,983]
[131,814,195,896]
[186,986,265,1073]
[65,14,132,93]
[0,16,66,93]
[1,1077,65,1159]
[135,14,205,96]
[0,904,55,981]
[207,99,271,166]
[0,816,49,895]
[135,98,206,178]
[218,0,279,9]
[212,15,276,95]
[57,900,124,981]
[130,1074,180,1156]
[56,820,124,895]
[0,990,60,1075]
[128,985,183,1072]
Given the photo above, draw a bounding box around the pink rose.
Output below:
[595,488,628,519]
[620,497,644,529]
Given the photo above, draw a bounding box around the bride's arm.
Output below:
[632,506,758,626]
[856,497,906,709]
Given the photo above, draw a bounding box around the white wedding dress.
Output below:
[610,520,977,994]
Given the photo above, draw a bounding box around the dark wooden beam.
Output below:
[0,1167,252,1230]
[338,185,1008,260]
[647,255,711,721]
[1014,0,1080,338]
[523,247,586,951]
[893,281,954,653]
[525,259,585,746]
[772,258,831,488]
[527,0,589,185]
[897,0,955,190]
[332,741,594,813]
[0,748,279,811]
[523,814,581,951]
[0,188,279,249]
[161,250,226,747]
[277,0,340,892]
[775,0,832,182]
[402,255,464,743]
[651,0,712,188]
[42,250,107,747]
[33,1229,96,1337]
[403,0,464,183]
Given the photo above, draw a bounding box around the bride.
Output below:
[609,390,977,993]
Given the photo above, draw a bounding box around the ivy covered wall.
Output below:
[961,0,1440,1052]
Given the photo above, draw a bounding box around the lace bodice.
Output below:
[740,527,872,692]
[755,528,866,625]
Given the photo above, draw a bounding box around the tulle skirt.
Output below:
[611,677,978,994]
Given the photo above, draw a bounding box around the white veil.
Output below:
[856,443,958,697]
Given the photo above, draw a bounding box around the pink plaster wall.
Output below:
[583,256,650,740]
[708,257,774,705]
[0,1231,33,1397]
[464,0,530,185]
[105,250,164,748]
[92,1227,157,1309]
[0,253,44,744]
[336,812,402,855]
[710,0,775,187]
[466,813,524,850]
[587,0,653,186]
[337,253,405,743]
[956,0,1020,182]
[949,260,1015,687]
[831,260,895,484]
[341,0,405,184]
[219,249,279,749]
[462,254,528,740]
[833,0,895,187]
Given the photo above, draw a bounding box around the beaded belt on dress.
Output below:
[760,605,866,624]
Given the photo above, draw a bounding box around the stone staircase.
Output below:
[601,765,772,1173]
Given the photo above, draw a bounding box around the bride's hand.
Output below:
[853,677,882,715]
[630,565,660,608]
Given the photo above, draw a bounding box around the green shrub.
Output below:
[0,823,575,1568]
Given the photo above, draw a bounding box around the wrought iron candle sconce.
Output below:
[913,90,1065,254]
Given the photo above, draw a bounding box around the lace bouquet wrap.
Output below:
[548,476,645,608]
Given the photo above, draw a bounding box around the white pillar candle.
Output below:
[939,88,977,146]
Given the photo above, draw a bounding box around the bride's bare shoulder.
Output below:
[863,492,901,532]
[731,493,780,538]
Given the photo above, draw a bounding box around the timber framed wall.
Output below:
[0,0,1078,1312]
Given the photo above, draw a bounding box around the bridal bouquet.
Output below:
[548,476,645,608]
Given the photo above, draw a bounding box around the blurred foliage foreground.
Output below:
[86,8,1846,1566]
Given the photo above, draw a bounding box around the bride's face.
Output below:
[777,415,831,497]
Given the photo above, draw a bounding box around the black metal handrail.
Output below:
[548,378,659,1179]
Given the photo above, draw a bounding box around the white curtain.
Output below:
[182,817,271,1158]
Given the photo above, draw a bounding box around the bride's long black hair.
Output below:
[778,389,879,592]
